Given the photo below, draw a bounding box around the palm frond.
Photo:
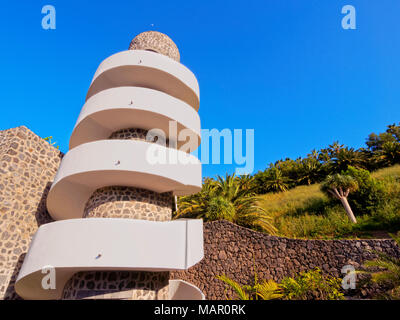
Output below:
[216,274,250,300]
[255,279,283,300]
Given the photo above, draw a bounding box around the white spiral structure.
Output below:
[15,31,204,300]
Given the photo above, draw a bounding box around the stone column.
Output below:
[62,128,173,300]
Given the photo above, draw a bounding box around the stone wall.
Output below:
[109,128,169,146]
[0,126,63,299]
[84,186,172,221]
[62,271,169,300]
[171,220,400,300]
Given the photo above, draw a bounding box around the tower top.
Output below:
[129,31,180,62]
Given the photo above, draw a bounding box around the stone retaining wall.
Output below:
[171,220,400,300]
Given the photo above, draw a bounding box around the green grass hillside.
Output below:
[258,165,400,239]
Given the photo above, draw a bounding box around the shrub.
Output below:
[177,174,276,234]
[362,232,400,299]
[343,166,386,215]
[280,268,344,300]
[217,268,344,300]
[216,275,283,300]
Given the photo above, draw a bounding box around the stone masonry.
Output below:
[62,271,169,300]
[83,186,172,221]
[0,126,62,299]
[129,31,180,62]
[171,220,400,300]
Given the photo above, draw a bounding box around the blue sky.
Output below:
[1,1,399,178]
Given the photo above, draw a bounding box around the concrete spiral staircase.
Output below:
[15,31,205,300]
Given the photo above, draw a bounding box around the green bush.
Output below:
[343,166,386,215]
[216,268,344,300]
[362,232,400,300]
[281,268,344,300]
[357,200,400,232]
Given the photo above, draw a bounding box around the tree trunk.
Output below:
[174,195,178,212]
[339,197,357,223]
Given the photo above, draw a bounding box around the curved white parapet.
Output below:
[15,218,204,300]
[169,280,205,300]
[47,139,202,220]
[86,50,200,111]
[70,87,201,150]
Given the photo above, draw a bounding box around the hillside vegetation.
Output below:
[259,165,400,239]
[177,123,400,240]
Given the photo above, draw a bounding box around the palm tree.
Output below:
[263,166,290,193]
[296,157,322,185]
[362,232,400,299]
[176,173,276,234]
[374,141,400,166]
[331,147,366,172]
[321,174,359,223]
[236,174,255,192]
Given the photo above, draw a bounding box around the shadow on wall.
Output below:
[5,181,57,299]
[35,181,55,226]
[4,254,25,300]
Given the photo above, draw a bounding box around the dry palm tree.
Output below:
[321,174,359,223]
[176,173,276,234]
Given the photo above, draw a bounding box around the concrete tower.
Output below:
[15,31,204,300]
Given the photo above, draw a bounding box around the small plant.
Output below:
[280,268,344,300]
[362,231,400,299]
[216,267,344,300]
[216,253,283,300]
[216,274,283,300]
[43,136,60,149]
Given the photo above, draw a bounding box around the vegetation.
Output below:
[280,268,344,300]
[321,173,359,223]
[176,123,400,239]
[362,232,400,299]
[176,174,276,234]
[43,136,59,149]
[217,268,343,300]
[252,123,400,193]
[216,274,282,300]
[261,165,400,239]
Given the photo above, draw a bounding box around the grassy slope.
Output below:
[258,165,400,239]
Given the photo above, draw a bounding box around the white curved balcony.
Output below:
[15,218,204,300]
[86,50,200,111]
[70,87,201,150]
[169,280,205,300]
[47,139,202,220]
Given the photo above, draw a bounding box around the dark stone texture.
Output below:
[171,220,400,300]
